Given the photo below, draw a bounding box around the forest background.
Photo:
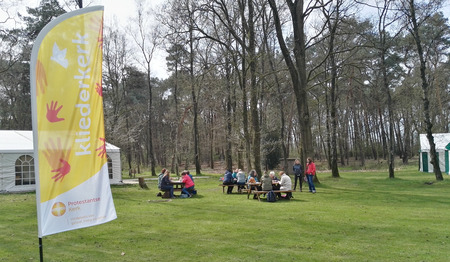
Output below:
[0,0,449,180]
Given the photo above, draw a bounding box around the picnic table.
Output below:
[160,180,185,198]
[218,183,248,193]
[246,182,261,198]
[252,190,295,201]
[171,181,185,192]
[219,181,280,198]
[246,182,280,199]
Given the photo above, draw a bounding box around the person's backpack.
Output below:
[157,174,163,189]
[267,190,277,202]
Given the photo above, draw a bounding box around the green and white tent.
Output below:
[419,133,450,175]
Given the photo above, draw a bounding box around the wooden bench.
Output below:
[219,184,247,193]
[252,190,295,201]
[158,188,184,198]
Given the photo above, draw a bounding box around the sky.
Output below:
[86,0,169,79]
[1,0,169,79]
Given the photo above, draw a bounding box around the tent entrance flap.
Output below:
[422,152,428,172]
[446,151,449,174]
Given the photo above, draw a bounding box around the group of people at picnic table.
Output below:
[157,168,196,198]
[222,157,317,199]
[155,157,316,200]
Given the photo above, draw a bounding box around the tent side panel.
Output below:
[110,151,122,184]
[437,151,447,175]
[0,153,35,193]
[2,149,121,192]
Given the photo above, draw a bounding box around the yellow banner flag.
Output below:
[30,6,116,237]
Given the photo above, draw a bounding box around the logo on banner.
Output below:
[51,202,66,217]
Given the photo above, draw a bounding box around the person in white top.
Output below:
[278,171,292,190]
[236,169,247,192]
[278,171,292,199]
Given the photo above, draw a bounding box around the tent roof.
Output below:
[0,130,120,153]
[0,130,33,153]
[420,133,450,151]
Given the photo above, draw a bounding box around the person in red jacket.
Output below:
[305,157,316,193]
[181,171,195,197]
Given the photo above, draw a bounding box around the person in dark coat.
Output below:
[223,169,234,194]
[292,159,304,192]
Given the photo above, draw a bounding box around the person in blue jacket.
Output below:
[247,170,259,182]
[223,169,234,194]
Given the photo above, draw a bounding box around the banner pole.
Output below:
[39,237,43,262]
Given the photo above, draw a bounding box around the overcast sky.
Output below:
[1,0,169,79]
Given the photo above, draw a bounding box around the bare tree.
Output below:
[192,0,262,174]
[321,0,348,178]
[129,0,163,176]
[268,0,330,166]
[102,25,133,171]
[399,0,444,180]
[362,0,401,178]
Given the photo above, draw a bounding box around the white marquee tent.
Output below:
[0,130,122,193]
[419,133,450,175]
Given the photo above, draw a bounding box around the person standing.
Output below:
[292,159,303,192]
[305,157,316,193]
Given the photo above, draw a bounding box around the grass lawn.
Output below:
[1,165,450,261]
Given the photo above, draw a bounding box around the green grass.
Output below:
[1,166,450,261]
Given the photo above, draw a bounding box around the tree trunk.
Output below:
[189,24,201,175]
[225,55,233,171]
[262,8,289,172]
[174,64,180,176]
[268,0,314,169]
[239,7,252,171]
[378,107,388,159]
[323,2,340,178]
[407,0,442,180]
[248,0,262,177]
[382,36,395,178]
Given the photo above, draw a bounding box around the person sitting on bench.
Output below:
[236,169,247,192]
[261,171,273,191]
[181,171,195,197]
[157,168,166,190]
[160,170,175,198]
[277,171,292,199]
[269,171,280,190]
[223,169,234,194]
